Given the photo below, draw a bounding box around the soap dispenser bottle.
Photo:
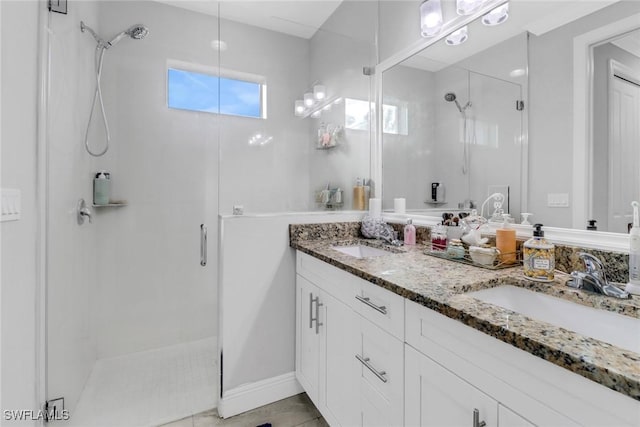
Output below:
[496,214,516,264]
[523,224,555,282]
[625,201,640,295]
[93,171,110,205]
[404,219,416,245]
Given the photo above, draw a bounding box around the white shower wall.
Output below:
[92,1,219,359]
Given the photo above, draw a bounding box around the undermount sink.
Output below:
[467,285,640,354]
[331,245,394,259]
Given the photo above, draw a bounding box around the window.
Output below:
[344,98,408,135]
[167,65,266,119]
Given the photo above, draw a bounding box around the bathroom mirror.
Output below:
[378,0,640,233]
[381,19,526,222]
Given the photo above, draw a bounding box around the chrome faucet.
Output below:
[567,252,629,299]
[377,223,403,246]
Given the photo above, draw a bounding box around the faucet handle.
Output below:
[577,252,605,274]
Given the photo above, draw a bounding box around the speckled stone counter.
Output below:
[289,225,640,401]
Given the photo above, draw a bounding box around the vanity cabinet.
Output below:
[296,250,638,427]
[296,252,404,426]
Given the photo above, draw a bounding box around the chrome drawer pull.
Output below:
[310,293,322,334]
[355,354,388,383]
[355,295,387,314]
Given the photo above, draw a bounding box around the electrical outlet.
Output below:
[547,193,570,207]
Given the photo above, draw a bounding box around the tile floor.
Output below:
[64,338,217,427]
[160,394,328,427]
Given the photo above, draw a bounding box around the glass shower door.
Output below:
[45,1,219,425]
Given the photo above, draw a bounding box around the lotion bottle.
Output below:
[404,219,416,245]
[93,171,110,205]
[625,201,640,295]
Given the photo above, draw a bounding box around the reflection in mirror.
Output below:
[592,28,640,233]
[382,23,525,222]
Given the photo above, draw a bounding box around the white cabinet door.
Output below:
[499,404,536,427]
[405,345,498,427]
[296,275,321,406]
[359,318,404,427]
[321,290,360,427]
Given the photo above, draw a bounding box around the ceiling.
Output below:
[156,0,343,39]
[403,0,620,72]
[611,28,640,58]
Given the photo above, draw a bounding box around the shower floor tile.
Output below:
[64,337,217,427]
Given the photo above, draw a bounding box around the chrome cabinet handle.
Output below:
[473,409,486,427]
[310,293,322,334]
[355,354,388,383]
[355,295,387,314]
[200,224,207,266]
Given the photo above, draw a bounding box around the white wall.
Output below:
[218,8,311,215]
[218,212,363,416]
[0,0,39,422]
[307,1,378,209]
[89,1,219,358]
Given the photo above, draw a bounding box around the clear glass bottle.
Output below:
[431,224,447,252]
[523,224,555,282]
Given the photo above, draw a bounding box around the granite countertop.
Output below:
[291,235,640,401]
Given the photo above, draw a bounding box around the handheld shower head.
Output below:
[108,24,149,47]
[444,92,471,113]
[444,92,457,102]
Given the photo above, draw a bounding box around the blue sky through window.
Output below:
[168,68,262,118]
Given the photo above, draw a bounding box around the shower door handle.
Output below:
[200,224,207,267]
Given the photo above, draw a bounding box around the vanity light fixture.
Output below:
[446,26,469,45]
[456,0,486,16]
[313,85,326,100]
[482,2,509,26]
[420,0,444,37]
[294,100,305,116]
[304,92,315,107]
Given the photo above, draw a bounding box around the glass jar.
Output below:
[431,224,447,252]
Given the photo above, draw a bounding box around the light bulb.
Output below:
[420,0,443,38]
[456,0,485,16]
[482,3,509,26]
[446,26,468,46]
[294,100,305,116]
[313,85,326,100]
[304,92,314,107]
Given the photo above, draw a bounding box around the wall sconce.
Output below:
[295,83,335,118]
[482,2,509,26]
[420,0,443,38]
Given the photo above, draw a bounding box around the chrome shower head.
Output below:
[444,92,470,113]
[108,24,149,47]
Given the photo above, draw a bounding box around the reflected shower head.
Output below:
[444,92,470,113]
[108,24,149,47]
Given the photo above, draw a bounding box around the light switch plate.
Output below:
[547,193,569,208]
[1,189,21,222]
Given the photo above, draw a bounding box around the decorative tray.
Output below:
[423,244,521,270]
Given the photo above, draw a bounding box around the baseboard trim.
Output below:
[217,372,303,418]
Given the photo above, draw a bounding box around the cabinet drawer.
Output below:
[353,279,404,339]
[358,318,404,426]
[297,251,358,304]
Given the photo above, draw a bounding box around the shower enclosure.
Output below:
[45,2,219,425]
